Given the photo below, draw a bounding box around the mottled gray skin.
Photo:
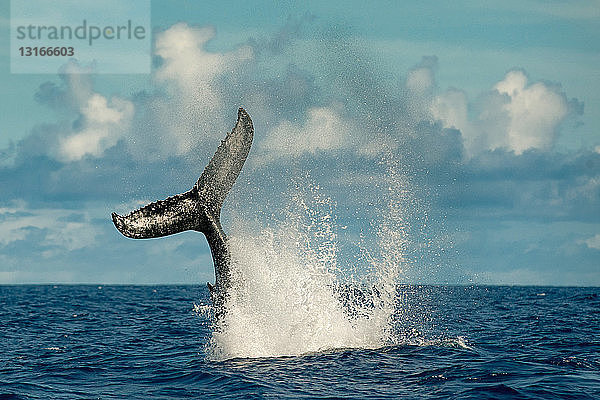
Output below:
[111,108,254,313]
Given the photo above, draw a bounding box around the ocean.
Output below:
[1,284,599,399]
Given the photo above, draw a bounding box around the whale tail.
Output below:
[111,108,254,240]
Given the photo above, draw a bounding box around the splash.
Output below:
[207,173,411,360]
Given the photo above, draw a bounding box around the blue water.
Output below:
[1,285,599,399]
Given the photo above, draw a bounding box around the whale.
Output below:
[111,108,254,313]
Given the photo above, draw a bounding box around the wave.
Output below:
[207,173,411,359]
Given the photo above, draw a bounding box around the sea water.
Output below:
[2,285,599,399]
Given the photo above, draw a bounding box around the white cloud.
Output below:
[260,106,354,161]
[494,70,568,154]
[29,61,135,162]
[431,88,469,136]
[33,24,253,163]
[584,234,600,250]
[131,23,254,157]
[154,24,253,102]
[404,56,438,122]
[432,70,570,156]
[58,94,134,161]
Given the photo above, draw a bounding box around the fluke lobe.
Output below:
[111,108,254,313]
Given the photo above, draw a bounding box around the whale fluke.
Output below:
[111,108,254,310]
[112,108,253,238]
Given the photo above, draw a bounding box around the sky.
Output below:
[0,0,598,285]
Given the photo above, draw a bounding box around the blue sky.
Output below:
[0,0,598,285]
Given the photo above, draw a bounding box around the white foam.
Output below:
[207,180,409,360]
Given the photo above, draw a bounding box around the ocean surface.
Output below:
[1,285,599,399]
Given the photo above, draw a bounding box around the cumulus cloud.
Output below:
[27,62,135,163]
[432,69,577,156]
[495,70,569,153]
[155,23,252,106]
[13,23,256,165]
[406,68,434,95]
[431,89,469,139]
[404,56,439,125]
[259,105,355,161]
[128,23,253,158]
[58,94,134,161]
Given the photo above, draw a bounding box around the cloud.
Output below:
[0,200,212,284]
[259,105,355,161]
[23,24,254,164]
[35,64,95,110]
[404,56,439,125]
[406,67,435,95]
[4,24,592,224]
[430,89,469,140]
[584,233,600,250]
[0,23,262,208]
[494,70,568,153]
[432,69,579,156]
[58,94,134,162]
[155,23,252,105]
[438,149,600,223]
[127,23,253,159]
[406,56,437,96]
[25,63,135,163]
